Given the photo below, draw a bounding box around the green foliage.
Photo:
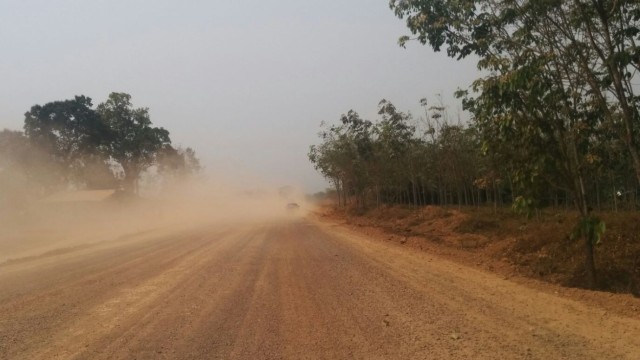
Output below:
[97,93,172,194]
[310,98,485,208]
[23,96,105,159]
[511,196,535,219]
[389,0,640,285]
[157,146,202,181]
[390,0,640,186]
[571,217,607,246]
[23,96,109,189]
[1,92,200,201]
[309,110,377,207]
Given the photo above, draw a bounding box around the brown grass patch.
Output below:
[324,204,640,295]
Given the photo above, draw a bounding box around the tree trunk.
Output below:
[335,178,343,207]
[122,166,138,195]
[584,231,597,289]
[596,179,601,212]
[577,173,597,288]
[493,180,498,213]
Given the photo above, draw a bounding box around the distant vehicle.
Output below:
[286,202,300,210]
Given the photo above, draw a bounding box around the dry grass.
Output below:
[330,204,640,294]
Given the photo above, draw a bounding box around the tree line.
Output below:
[0,92,200,209]
[310,99,476,209]
[310,96,638,211]
[311,0,640,287]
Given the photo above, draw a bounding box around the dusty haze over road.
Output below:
[0,1,478,191]
[2,2,640,359]
[1,209,638,359]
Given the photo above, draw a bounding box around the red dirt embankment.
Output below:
[318,205,640,311]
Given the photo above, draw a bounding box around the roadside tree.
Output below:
[389,0,631,286]
[97,92,171,195]
[23,96,108,189]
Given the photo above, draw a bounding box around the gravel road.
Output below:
[1,218,638,359]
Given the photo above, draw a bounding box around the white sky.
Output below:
[0,0,478,192]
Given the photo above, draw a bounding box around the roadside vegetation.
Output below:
[310,1,640,291]
[0,92,201,216]
[320,204,639,295]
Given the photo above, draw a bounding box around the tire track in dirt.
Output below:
[0,226,237,359]
[1,218,639,359]
[315,220,640,359]
[84,227,274,359]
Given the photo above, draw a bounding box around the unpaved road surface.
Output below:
[1,218,639,359]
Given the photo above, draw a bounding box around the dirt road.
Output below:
[0,217,638,359]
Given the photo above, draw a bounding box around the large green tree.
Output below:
[97,93,171,194]
[389,0,634,286]
[23,96,108,189]
[309,113,370,208]
[390,0,640,185]
[375,100,416,205]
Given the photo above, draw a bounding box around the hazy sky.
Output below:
[0,0,478,191]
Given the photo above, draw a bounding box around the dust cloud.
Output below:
[0,176,311,264]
